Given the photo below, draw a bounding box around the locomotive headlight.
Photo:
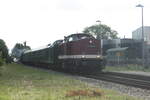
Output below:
[82,55,85,58]
[97,55,100,58]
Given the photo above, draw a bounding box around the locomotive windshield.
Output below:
[52,40,63,46]
[65,34,94,42]
[78,34,93,39]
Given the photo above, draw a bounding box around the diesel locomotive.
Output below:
[21,33,105,72]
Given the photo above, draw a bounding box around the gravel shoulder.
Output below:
[113,71,150,76]
[68,74,150,100]
[31,65,150,100]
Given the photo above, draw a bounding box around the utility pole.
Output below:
[96,20,103,55]
[136,4,145,67]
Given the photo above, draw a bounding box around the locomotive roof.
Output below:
[66,33,93,38]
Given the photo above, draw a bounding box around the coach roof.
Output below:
[24,45,49,54]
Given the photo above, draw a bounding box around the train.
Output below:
[20,33,105,72]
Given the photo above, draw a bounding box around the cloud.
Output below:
[58,0,83,11]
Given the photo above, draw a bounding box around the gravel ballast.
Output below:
[28,65,150,100]
[70,74,150,100]
[115,71,150,76]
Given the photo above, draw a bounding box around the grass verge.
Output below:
[0,63,141,100]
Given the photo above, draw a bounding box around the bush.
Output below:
[0,58,3,66]
[0,58,4,75]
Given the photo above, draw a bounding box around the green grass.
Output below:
[0,63,142,100]
[104,64,150,72]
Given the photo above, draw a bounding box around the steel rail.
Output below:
[104,72,150,81]
[82,72,150,90]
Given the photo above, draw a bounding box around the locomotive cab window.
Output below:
[65,34,94,42]
[78,35,92,40]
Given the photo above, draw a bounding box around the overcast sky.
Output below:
[0,0,150,50]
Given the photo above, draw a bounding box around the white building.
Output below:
[132,26,150,44]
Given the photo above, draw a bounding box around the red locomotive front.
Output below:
[58,33,104,72]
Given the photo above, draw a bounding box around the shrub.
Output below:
[0,57,4,75]
[0,58,3,66]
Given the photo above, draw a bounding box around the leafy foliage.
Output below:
[11,43,31,59]
[0,39,8,60]
[83,24,118,39]
[0,57,4,67]
[12,43,31,50]
[0,39,9,66]
[0,39,9,75]
[0,58,3,76]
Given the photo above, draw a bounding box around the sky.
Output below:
[0,0,150,51]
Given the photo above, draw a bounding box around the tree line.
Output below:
[11,43,31,60]
[83,24,118,39]
[0,39,11,69]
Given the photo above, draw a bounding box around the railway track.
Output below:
[81,72,150,90]
[25,64,150,90]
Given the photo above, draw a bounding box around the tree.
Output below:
[0,39,9,60]
[11,43,31,60]
[0,52,4,66]
[83,24,118,39]
[0,53,4,76]
[0,39,9,75]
